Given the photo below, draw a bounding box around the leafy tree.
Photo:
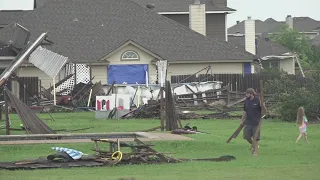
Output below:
[264,69,320,122]
[270,25,319,70]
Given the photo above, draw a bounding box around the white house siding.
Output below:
[93,43,157,84]
[280,58,295,74]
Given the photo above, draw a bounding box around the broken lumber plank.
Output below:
[226,97,246,108]
[226,124,244,144]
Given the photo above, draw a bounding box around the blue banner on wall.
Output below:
[107,64,148,84]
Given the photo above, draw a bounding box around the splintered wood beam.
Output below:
[226,124,244,144]
[252,80,265,156]
[226,97,246,108]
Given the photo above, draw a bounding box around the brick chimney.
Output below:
[189,0,206,36]
[286,15,293,29]
[244,16,256,55]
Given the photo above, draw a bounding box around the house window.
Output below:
[121,51,139,61]
[261,60,280,69]
[270,61,280,68]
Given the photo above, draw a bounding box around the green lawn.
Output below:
[1,112,320,180]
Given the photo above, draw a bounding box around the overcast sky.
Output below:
[1,0,319,28]
[228,0,320,27]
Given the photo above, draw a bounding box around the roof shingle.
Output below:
[131,0,236,12]
[0,10,32,25]
[0,0,253,63]
[228,35,291,58]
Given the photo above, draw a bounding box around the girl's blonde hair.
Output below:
[297,106,305,126]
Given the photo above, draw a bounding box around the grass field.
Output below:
[0,112,320,180]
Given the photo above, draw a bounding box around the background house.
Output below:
[0,0,254,99]
[228,15,320,40]
[228,34,296,74]
[132,0,235,41]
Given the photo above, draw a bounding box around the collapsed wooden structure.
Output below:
[0,138,235,170]
[5,87,55,134]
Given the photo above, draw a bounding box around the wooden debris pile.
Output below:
[5,87,55,134]
[123,81,182,131]
[0,138,236,170]
[125,100,161,119]
[164,81,182,130]
[92,138,182,165]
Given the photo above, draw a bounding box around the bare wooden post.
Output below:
[53,77,56,105]
[156,60,168,131]
[117,139,120,151]
[226,83,231,105]
[49,83,52,101]
[160,87,165,131]
[4,88,10,135]
[74,63,77,87]
[235,82,238,101]
[0,105,2,121]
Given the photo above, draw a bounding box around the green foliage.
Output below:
[270,25,320,69]
[265,69,320,122]
[1,113,320,180]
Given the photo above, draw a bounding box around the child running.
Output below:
[295,106,310,143]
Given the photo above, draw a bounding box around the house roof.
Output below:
[0,10,32,25]
[228,17,320,34]
[0,0,253,63]
[0,0,235,27]
[34,0,50,8]
[228,19,283,34]
[0,41,17,56]
[228,35,292,58]
[131,0,236,13]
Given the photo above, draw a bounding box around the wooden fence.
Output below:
[171,73,306,92]
[175,87,276,109]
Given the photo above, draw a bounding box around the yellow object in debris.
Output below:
[112,151,123,161]
[102,151,123,163]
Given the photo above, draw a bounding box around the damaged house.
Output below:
[0,0,255,101]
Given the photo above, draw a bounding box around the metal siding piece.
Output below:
[29,46,69,78]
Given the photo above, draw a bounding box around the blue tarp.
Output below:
[108,64,148,84]
[243,63,251,74]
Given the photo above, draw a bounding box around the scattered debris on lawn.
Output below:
[0,138,236,170]
[171,123,210,135]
